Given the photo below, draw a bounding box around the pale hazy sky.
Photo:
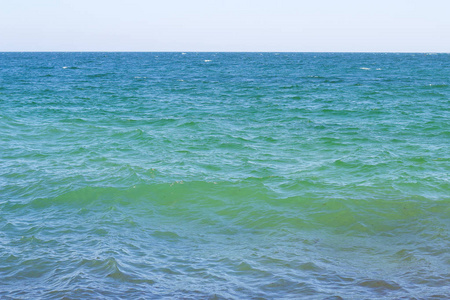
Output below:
[1,0,449,52]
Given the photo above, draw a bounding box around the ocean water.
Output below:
[0,52,449,299]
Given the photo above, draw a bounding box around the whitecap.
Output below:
[360,67,370,70]
[204,60,211,62]
[62,66,68,69]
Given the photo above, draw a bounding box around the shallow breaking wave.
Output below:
[1,181,449,298]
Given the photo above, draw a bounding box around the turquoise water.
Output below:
[0,52,449,299]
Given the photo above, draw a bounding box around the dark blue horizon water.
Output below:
[0,52,449,299]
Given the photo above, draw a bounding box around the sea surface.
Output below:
[0,52,449,299]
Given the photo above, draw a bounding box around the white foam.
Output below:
[360,67,370,70]
[62,66,68,69]
[204,60,211,62]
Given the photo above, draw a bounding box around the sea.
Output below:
[0,52,449,299]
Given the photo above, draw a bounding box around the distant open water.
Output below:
[0,52,449,299]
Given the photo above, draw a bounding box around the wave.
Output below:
[13,180,446,237]
[1,179,447,299]
[86,73,116,78]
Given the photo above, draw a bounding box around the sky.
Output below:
[1,0,449,52]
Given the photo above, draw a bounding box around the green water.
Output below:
[0,52,449,299]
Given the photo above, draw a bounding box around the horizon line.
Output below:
[0,50,448,54]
